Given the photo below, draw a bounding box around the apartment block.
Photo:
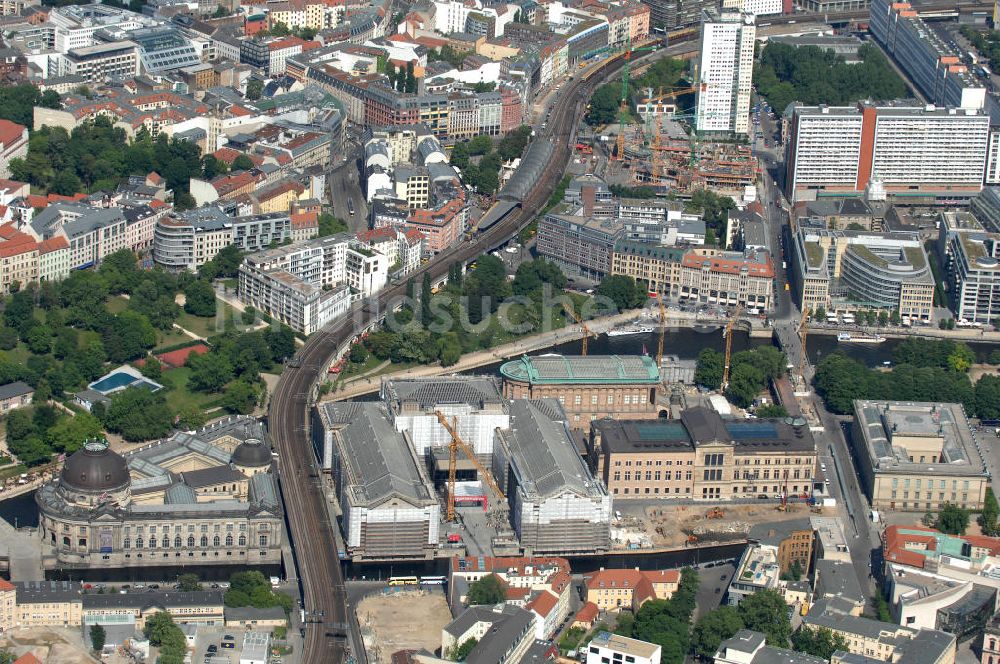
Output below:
[610,241,685,296]
[585,632,661,664]
[853,400,989,512]
[59,41,140,84]
[784,103,989,202]
[869,0,984,110]
[804,596,955,664]
[791,225,935,322]
[583,568,679,612]
[0,120,27,180]
[153,208,291,270]
[696,9,755,136]
[937,210,1000,324]
[678,249,774,312]
[537,212,621,280]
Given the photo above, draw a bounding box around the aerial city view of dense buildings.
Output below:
[0,0,1000,661]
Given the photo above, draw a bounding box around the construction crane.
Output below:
[656,294,667,368]
[721,304,744,388]
[798,307,810,381]
[562,301,596,356]
[613,41,662,161]
[435,411,506,522]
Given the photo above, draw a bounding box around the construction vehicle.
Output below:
[562,301,596,356]
[435,411,506,522]
[706,507,725,519]
[721,304,744,388]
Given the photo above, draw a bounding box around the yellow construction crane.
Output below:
[435,411,506,522]
[562,301,596,356]
[798,307,810,381]
[722,304,744,388]
[656,295,667,368]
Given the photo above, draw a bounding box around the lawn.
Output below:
[106,295,130,314]
[176,301,240,338]
[156,327,192,350]
[162,366,224,413]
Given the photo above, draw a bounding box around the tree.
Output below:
[246,79,263,101]
[756,404,789,418]
[467,574,505,605]
[46,413,103,454]
[725,363,766,409]
[979,487,1000,537]
[317,213,347,237]
[738,589,791,646]
[184,279,217,317]
[596,275,647,311]
[976,375,1000,420]
[101,388,174,442]
[695,348,725,390]
[90,624,106,653]
[586,83,620,125]
[421,272,433,324]
[790,627,849,659]
[451,637,478,661]
[140,356,163,381]
[935,503,970,535]
[178,573,202,591]
[223,378,261,414]
[187,351,234,393]
[405,61,417,93]
[692,606,744,660]
[349,344,368,364]
[232,154,256,172]
[947,343,976,372]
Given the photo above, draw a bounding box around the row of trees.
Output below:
[386,61,418,93]
[754,42,908,115]
[962,27,1000,75]
[361,256,575,369]
[449,126,533,195]
[0,84,61,127]
[695,346,788,408]
[9,118,219,208]
[685,189,736,246]
[692,589,848,660]
[586,56,690,126]
[814,347,1000,419]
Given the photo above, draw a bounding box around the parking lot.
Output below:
[193,628,278,664]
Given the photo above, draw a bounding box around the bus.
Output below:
[419,576,447,586]
[388,576,419,587]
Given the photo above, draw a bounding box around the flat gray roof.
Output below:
[318,402,436,508]
[382,377,503,410]
[499,399,607,500]
[854,400,986,477]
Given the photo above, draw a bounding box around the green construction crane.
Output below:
[614,41,660,161]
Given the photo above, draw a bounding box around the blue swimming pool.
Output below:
[89,371,161,394]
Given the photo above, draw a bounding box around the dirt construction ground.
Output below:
[0,626,97,664]
[638,502,822,548]
[357,589,452,663]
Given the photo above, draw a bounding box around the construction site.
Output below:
[616,109,757,198]
[612,501,829,551]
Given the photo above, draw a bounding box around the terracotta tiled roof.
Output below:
[527,590,558,618]
[574,602,599,624]
[0,119,25,149]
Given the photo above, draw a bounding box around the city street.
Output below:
[329,139,366,230]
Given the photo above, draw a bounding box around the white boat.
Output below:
[607,324,657,337]
[837,332,886,344]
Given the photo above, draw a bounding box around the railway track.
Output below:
[266,41,656,664]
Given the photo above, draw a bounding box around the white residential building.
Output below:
[785,103,990,201]
[586,632,661,664]
[721,0,783,15]
[938,209,1000,324]
[238,263,350,335]
[696,9,755,135]
[152,208,292,271]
